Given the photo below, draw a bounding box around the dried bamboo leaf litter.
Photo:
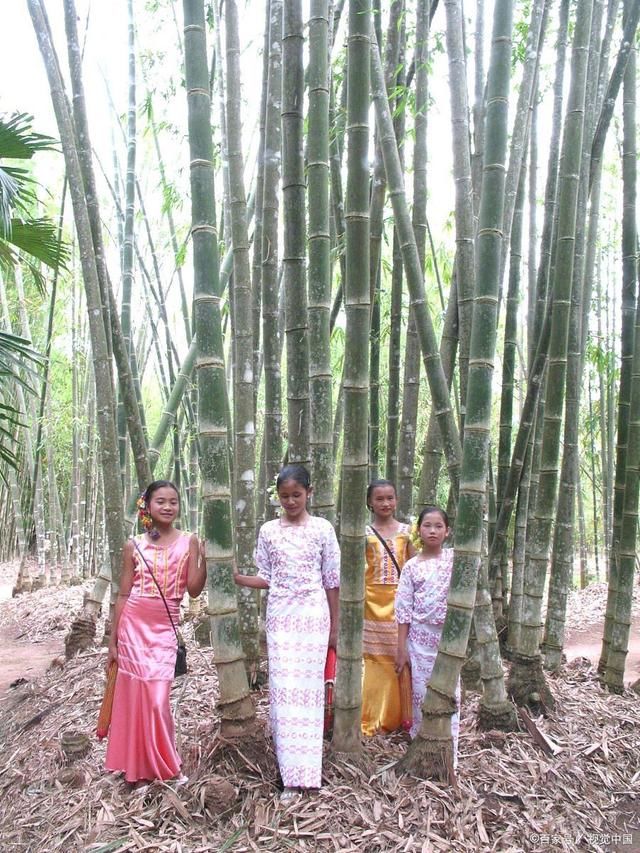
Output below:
[0,563,638,852]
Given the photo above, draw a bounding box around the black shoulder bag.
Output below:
[132,538,187,677]
[369,526,402,576]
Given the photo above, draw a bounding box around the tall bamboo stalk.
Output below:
[261,0,283,520]
[29,0,125,608]
[282,0,310,465]
[308,0,334,519]
[443,0,475,418]
[332,0,371,753]
[397,0,428,517]
[370,35,462,501]
[513,0,594,705]
[603,12,638,691]
[400,0,514,778]
[182,0,254,731]
[224,0,259,678]
[542,0,608,670]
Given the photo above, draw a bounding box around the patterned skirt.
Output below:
[266,590,329,788]
[407,622,460,761]
[105,594,181,782]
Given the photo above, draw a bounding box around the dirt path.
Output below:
[0,583,64,697]
[0,624,64,697]
[564,615,640,684]
[0,577,637,697]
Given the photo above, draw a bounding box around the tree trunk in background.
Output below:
[400,0,513,779]
[282,0,310,465]
[512,0,593,709]
[332,0,371,754]
[542,0,607,670]
[529,0,570,361]
[117,0,137,491]
[417,278,459,506]
[29,0,125,610]
[308,0,335,520]
[224,0,259,681]
[443,0,475,420]
[371,35,462,504]
[261,0,283,521]
[599,1,640,673]
[493,167,526,624]
[604,18,638,692]
[63,0,151,495]
[396,0,428,517]
[182,0,254,732]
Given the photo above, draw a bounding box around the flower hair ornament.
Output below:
[136,493,161,539]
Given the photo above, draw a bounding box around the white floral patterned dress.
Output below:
[395,549,460,753]
[255,516,340,788]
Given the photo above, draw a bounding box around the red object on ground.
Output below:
[398,664,412,732]
[96,661,118,739]
[323,647,337,736]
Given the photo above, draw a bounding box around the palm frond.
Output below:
[0,113,58,160]
[0,329,44,395]
[0,166,19,234]
[7,218,69,270]
[0,113,67,288]
[0,165,40,231]
[0,400,27,476]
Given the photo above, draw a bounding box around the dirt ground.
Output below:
[0,560,639,852]
[0,565,67,695]
[1,562,638,698]
[565,616,640,684]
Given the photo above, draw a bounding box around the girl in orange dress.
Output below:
[361,479,413,735]
[105,480,206,784]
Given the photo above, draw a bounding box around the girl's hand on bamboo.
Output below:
[394,648,408,674]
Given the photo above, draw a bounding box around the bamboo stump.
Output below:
[507,653,556,713]
[477,698,519,732]
[60,730,91,762]
[64,612,97,658]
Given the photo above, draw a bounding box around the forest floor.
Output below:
[0,560,638,853]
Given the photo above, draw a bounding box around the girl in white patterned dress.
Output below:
[234,465,340,802]
[394,506,459,756]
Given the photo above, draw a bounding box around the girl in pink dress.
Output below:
[394,506,459,758]
[234,465,340,802]
[105,480,206,784]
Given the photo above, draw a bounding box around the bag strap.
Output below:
[132,537,181,641]
[369,525,402,576]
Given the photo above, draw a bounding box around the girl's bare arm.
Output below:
[187,534,207,597]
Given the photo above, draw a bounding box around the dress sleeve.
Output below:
[394,559,414,624]
[254,526,272,585]
[320,521,341,589]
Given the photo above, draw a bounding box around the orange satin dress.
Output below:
[361,523,411,735]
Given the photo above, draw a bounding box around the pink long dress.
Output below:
[105,532,190,782]
[255,516,340,788]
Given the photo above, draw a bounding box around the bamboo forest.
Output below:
[0,0,639,849]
